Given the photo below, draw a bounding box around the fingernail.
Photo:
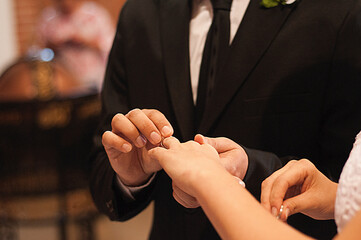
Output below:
[136,135,147,147]
[284,208,290,220]
[161,126,172,136]
[150,131,161,143]
[121,143,132,153]
[271,207,278,217]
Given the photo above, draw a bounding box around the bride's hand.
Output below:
[260,159,338,221]
[149,137,225,197]
[156,135,248,208]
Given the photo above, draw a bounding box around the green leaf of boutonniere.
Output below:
[260,0,288,8]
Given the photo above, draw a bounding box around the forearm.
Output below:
[194,169,313,240]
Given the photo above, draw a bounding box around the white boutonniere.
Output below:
[260,0,296,8]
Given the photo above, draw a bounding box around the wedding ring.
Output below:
[277,205,284,220]
[160,136,165,148]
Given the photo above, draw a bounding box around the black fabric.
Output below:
[0,94,101,196]
[89,0,361,239]
[196,0,232,127]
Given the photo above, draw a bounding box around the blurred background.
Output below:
[0,0,153,239]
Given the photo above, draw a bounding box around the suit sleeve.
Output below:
[242,147,298,200]
[88,4,156,221]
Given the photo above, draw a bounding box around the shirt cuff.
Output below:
[116,173,157,201]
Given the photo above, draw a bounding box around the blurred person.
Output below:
[147,132,361,239]
[37,0,115,92]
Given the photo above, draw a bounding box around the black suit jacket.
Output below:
[90,0,361,239]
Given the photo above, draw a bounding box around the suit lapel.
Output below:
[199,0,299,133]
[159,0,195,140]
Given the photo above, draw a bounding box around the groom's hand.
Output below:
[195,134,248,180]
[102,109,173,186]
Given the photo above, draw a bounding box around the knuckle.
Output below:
[102,131,109,139]
[261,178,271,189]
[287,160,298,166]
[147,109,165,120]
[102,131,113,146]
[112,113,124,124]
[145,108,157,116]
[298,159,311,170]
[299,158,312,168]
[230,166,238,176]
[142,108,152,116]
[225,164,237,176]
[127,108,141,118]
[101,132,108,143]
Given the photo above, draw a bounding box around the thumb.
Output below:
[194,134,206,144]
[280,192,312,221]
[195,134,234,153]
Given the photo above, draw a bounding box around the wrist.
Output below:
[325,181,338,218]
[192,167,233,200]
[117,172,153,187]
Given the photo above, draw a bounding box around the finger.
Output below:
[172,183,200,208]
[197,135,239,153]
[126,108,162,145]
[194,134,206,144]
[268,162,310,212]
[195,135,248,180]
[162,136,181,149]
[102,130,132,153]
[148,147,169,166]
[111,113,147,148]
[269,160,316,217]
[260,169,286,211]
[260,160,297,211]
[140,147,163,174]
[280,192,313,221]
[143,109,174,137]
[173,190,192,208]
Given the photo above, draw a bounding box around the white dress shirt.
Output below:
[190,0,250,103]
[118,0,250,198]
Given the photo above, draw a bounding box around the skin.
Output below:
[148,137,361,240]
[260,159,338,221]
[102,108,248,208]
[102,109,173,186]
